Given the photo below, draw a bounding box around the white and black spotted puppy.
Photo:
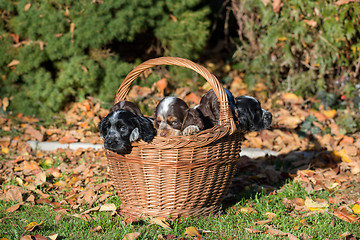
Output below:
[98,101,156,153]
[234,96,272,131]
[154,97,204,137]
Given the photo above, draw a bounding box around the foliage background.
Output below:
[1,0,359,118]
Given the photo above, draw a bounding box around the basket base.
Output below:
[119,204,222,218]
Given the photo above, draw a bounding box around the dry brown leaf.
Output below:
[20,236,33,240]
[333,207,359,223]
[238,207,258,215]
[89,226,103,233]
[255,218,273,225]
[244,227,263,233]
[281,93,301,104]
[150,217,171,229]
[33,234,48,240]
[122,232,141,240]
[277,115,302,129]
[25,125,44,141]
[99,203,117,212]
[7,59,20,67]
[264,225,287,236]
[334,0,359,5]
[272,0,282,12]
[59,134,78,144]
[5,187,23,202]
[6,203,22,213]
[303,19,317,27]
[24,3,31,11]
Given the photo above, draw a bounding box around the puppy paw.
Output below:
[182,125,200,136]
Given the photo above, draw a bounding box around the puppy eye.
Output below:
[171,121,178,125]
[119,126,126,132]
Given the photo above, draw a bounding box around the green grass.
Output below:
[1,181,359,240]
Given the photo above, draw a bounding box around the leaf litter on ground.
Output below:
[0,88,359,239]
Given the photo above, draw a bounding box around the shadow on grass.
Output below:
[222,127,341,211]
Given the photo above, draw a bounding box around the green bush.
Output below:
[230,0,360,98]
[0,0,210,117]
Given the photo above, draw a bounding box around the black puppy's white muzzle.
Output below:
[262,110,272,129]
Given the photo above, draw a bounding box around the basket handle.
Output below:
[115,57,237,134]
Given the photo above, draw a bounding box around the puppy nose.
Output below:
[264,111,272,122]
[160,132,167,137]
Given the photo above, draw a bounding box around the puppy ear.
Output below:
[236,111,252,131]
[133,117,156,143]
[182,108,204,131]
[129,128,140,142]
[98,118,107,137]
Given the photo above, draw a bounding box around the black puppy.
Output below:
[98,101,156,153]
[234,96,272,131]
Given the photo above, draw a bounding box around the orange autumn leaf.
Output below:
[185,92,201,105]
[321,109,336,119]
[59,135,78,144]
[333,149,352,163]
[155,78,168,94]
[281,92,301,103]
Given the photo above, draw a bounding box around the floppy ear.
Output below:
[182,108,204,131]
[133,117,156,143]
[97,118,107,137]
[236,110,252,131]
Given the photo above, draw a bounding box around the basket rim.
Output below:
[114,57,237,135]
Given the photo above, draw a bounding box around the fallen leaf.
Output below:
[244,227,263,233]
[154,78,168,96]
[33,234,48,240]
[47,234,58,240]
[99,203,117,212]
[150,217,171,229]
[333,149,352,163]
[352,204,360,214]
[59,134,78,144]
[264,225,287,236]
[24,221,43,232]
[305,198,329,211]
[185,226,202,239]
[272,0,282,12]
[334,0,358,6]
[89,226,103,232]
[281,93,301,104]
[321,109,336,119]
[25,125,44,141]
[277,115,302,129]
[122,232,141,240]
[6,203,22,212]
[7,59,20,67]
[5,187,23,202]
[24,3,31,11]
[333,207,359,223]
[238,207,257,215]
[303,19,317,27]
[20,236,33,240]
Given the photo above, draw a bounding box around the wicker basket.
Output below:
[106,57,244,218]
